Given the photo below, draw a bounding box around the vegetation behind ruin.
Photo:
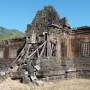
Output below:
[0,27,24,41]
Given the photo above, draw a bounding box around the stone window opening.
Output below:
[0,48,4,58]
[9,47,18,58]
[79,41,90,57]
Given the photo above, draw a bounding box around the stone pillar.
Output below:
[43,32,48,56]
[31,31,36,43]
[4,43,9,59]
[56,35,62,64]
[66,36,76,60]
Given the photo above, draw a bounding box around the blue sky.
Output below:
[0,0,90,32]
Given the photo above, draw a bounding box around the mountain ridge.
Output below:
[0,26,24,41]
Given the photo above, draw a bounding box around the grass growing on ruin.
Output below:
[0,78,90,90]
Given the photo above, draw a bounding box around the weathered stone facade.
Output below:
[0,6,90,81]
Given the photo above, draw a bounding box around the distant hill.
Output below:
[0,26,25,41]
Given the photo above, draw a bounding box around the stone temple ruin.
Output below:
[0,6,90,84]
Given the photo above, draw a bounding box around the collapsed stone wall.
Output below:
[0,38,25,69]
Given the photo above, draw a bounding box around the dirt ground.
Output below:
[0,78,90,90]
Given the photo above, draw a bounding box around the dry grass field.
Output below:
[0,78,90,90]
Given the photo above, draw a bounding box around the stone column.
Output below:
[66,36,76,60]
[56,35,62,64]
